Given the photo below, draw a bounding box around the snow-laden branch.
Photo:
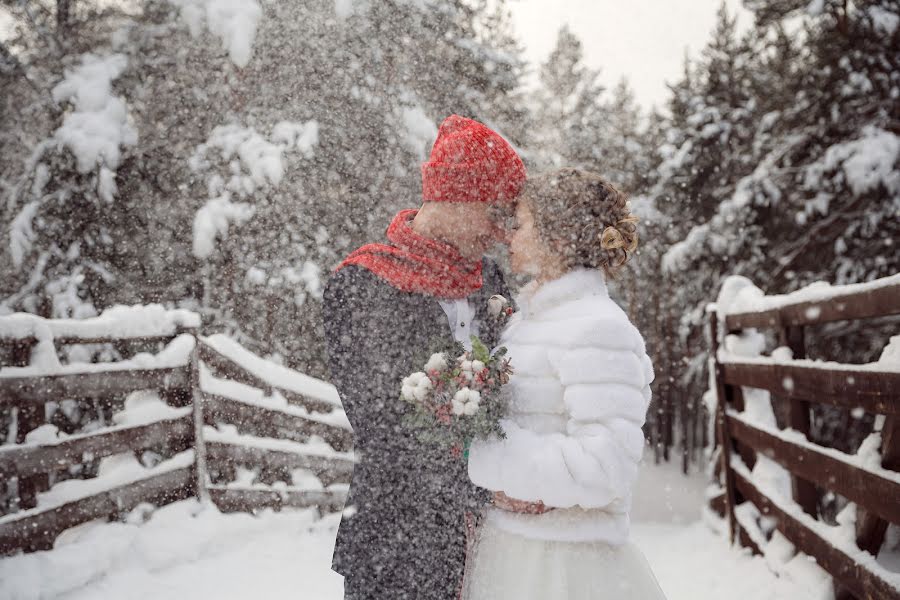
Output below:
[167,0,262,68]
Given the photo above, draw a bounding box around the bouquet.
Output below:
[400,335,513,459]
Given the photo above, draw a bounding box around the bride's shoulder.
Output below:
[541,292,620,321]
[504,304,644,352]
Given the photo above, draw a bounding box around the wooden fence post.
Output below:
[779,325,818,518]
[10,341,53,552]
[11,342,49,511]
[854,415,900,554]
[729,385,757,472]
[190,340,209,503]
[709,311,739,544]
[836,415,899,600]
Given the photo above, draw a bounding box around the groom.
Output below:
[322,115,526,599]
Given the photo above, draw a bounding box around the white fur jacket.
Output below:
[467,268,654,543]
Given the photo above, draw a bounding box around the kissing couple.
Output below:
[323,115,667,599]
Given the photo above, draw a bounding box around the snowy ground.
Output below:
[0,458,829,600]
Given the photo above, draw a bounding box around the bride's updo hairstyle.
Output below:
[523,167,638,278]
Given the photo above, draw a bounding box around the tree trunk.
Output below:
[57,0,72,37]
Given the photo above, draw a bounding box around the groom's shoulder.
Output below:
[326,264,372,293]
[324,264,393,306]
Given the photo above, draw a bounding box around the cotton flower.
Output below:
[471,360,486,373]
[424,352,448,373]
[452,387,481,416]
[401,372,432,401]
[459,359,473,372]
[403,372,427,387]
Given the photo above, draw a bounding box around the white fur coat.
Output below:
[467,268,654,543]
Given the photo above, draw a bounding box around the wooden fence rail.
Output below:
[0,326,353,556]
[0,413,193,480]
[709,276,900,600]
[0,466,195,553]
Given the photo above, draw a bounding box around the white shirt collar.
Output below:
[437,297,478,350]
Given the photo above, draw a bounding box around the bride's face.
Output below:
[508,200,559,277]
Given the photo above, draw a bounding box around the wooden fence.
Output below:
[0,323,353,556]
[708,276,900,600]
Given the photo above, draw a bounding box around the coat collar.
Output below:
[515,268,609,316]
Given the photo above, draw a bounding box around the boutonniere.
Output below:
[487,294,514,323]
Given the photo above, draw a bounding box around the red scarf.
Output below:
[335,209,483,299]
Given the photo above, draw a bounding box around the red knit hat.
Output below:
[421,115,526,204]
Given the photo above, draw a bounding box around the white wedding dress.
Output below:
[462,268,667,600]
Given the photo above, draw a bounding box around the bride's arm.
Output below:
[468,345,654,509]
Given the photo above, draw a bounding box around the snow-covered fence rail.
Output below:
[196,334,353,514]
[708,274,900,600]
[0,309,353,556]
[0,308,200,554]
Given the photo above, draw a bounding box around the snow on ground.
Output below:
[630,455,828,598]
[633,520,827,600]
[631,453,709,525]
[0,501,344,600]
[0,458,828,600]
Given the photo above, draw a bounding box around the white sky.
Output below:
[508,0,752,112]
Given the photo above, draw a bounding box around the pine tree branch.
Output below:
[56,0,70,36]
[770,193,868,284]
[17,0,62,56]
[0,40,53,102]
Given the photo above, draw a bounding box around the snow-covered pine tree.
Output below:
[659,0,899,471]
[2,4,147,325]
[625,5,762,467]
[663,0,899,357]
[532,24,606,170]
[530,27,650,199]
[598,78,648,193]
[655,4,759,236]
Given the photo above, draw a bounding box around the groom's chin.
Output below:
[478,235,504,254]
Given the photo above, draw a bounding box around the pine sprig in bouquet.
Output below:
[400,335,513,459]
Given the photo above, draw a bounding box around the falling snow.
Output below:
[1,0,898,597]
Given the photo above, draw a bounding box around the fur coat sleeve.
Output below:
[467,268,655,509]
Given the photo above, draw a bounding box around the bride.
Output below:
[462,168,667,599]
